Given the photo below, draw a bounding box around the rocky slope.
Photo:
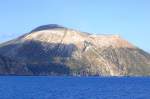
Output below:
[0,24,150,76]
[0,54,31,75]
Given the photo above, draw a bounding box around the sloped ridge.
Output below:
[31,24,66,33]
[0,24,150,76]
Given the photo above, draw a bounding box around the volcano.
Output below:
[0,24,150,76]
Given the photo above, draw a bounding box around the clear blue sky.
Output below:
[0,0,150,52]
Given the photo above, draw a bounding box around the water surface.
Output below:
[0,76,150,99]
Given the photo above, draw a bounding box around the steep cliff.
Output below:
[0,24,150,76]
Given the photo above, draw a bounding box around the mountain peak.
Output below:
[0,25,150,76]
[31,24,66,32]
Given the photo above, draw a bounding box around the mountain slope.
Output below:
[0,24,150,76]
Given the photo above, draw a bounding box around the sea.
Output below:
[0,76,149,99]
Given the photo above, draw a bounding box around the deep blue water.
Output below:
[0,76,150,99]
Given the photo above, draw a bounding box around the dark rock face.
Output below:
[0,55,30,75]
[0,24,150,76]
[31,24,65,33]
